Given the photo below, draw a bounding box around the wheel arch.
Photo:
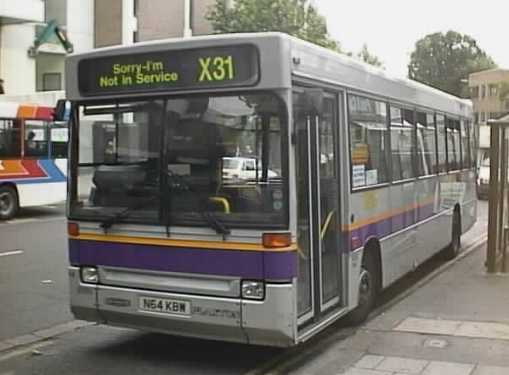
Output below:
[363,236,382,292]
[0,182,19,203]
[0,182,20,219]
[453,203,462,232]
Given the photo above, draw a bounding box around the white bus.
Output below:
[64,33,476,347]
[0,102,67,220]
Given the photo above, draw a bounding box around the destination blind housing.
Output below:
[77,45,260,96]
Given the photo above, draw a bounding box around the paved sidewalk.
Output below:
[337,244,509,375]
[289,204,509,375]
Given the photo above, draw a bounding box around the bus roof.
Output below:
[66,32,471,117]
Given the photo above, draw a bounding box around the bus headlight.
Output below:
[241,280,265,300]
[80,266,99,284]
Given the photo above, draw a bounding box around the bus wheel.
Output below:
[444,210,461,260]
[344,251,379,325]
[0,185,18,220]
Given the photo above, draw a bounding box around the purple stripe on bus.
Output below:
[68,239,297,280]
[417,203,435,221]
[347,202,436,250]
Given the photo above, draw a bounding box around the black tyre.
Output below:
[0,185,19,220]
[344,250,379,325]
[444,210,461,260]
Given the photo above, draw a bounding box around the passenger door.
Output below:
[294,90,343,324]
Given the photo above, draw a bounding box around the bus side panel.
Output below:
[379,181,418,287]
[18,159,67,207]
[18,182,67,207]
[1,159,67,207]
[459,169,477,232]
[348,186,392,284]
[414,177,445,265]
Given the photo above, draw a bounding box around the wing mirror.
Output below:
[53,99,71,122]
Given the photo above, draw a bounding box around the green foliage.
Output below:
[408,31,496,98]
[206,0,340,51]
[357,44,383,68]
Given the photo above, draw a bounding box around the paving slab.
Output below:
[394,317,462,336]
[353,355,385,370]
[341,368,391,375]
[421,361,475,375]
[376,356,427,374]
[472,365,509,375]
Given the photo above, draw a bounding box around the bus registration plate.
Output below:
[139,296,191,316]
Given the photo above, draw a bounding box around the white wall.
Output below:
[36,53,65,91]
[0,24,36,95]
[66,0,94,53]
[0,0,94,98]
[479,125,490,149]
[0,0,44,22]
[0,91,65,106]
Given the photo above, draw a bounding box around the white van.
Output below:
[477,156,490,199]
[222,157,278,181]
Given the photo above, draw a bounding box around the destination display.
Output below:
[77,45,260,96]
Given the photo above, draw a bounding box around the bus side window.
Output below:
[416,111,437,176]
[436,114,447,173]
[390,106,415,181]
[50,124,69,159]
[24,120,49,158]
[446,118,461,172]
[348,94,389,188]
[0,119,21,158]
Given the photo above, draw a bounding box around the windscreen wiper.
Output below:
[100,207,131,232]
[100,195,157,232]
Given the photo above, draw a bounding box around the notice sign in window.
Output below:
[77,45,260,96]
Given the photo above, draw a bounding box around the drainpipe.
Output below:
[122,0,136,45]
[183,0,192,37]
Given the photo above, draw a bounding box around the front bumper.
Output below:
[69,267,296,347]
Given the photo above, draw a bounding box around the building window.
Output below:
[489,112,500,120]
[481,85,486,98]
[470,86,479,98]
[481,112,486,122]
[42,73,62,91]
[489,84,498,97]
[474,112,479,124]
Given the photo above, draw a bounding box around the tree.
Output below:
[206,0,340,51]
[408,31,496,97]
[357,44,383,68]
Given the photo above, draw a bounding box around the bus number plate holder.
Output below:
[139,296,191,316]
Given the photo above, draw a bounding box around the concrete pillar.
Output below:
[0,24,36,95]
[183,0,192,37]
[122,0,136,45]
